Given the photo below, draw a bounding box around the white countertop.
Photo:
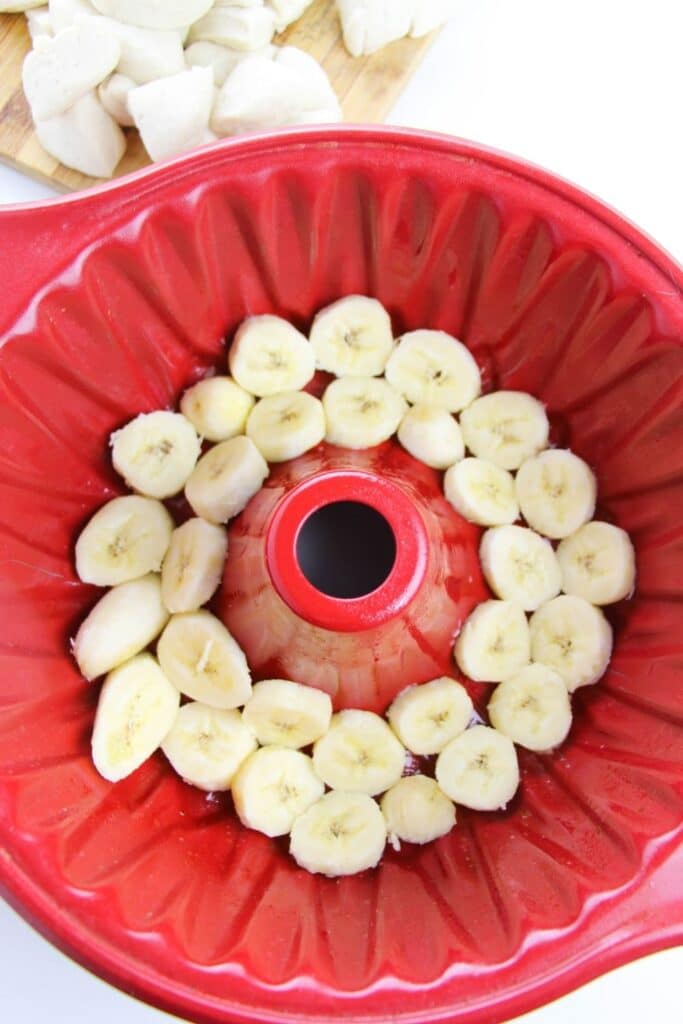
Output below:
[1,2,681,1022]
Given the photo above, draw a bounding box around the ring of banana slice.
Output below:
[72,295,636,877]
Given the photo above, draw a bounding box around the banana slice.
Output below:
[381,774,456,848]
[246,391,325,462]
[487,663,572,752]
[385,329,481,412]
[557,521,636,605]
[180,376,255,443]
[516,450,597,539]
[161,518,228,613]
[231,746,324,837]
[242,679,332,749]
[460,391,549,470]
[161,702,257,791]
[75,495,173,587]
[91,653,180,782]
[228,315,315,397]
[444,457,519,526]
[529,595,613,692]
[323,376,407,449]
[397,404,465,470]
[289,790,387,877]
[454,599,530,682]
[73,573,169,681]
[111,411,201,499]
[479,525,562,611]
[436,725,520,811]
[185,435,269,524]
[157,610,252,708]
[313,709,406,795]
[387,677,473,755]
[309,295,394,377]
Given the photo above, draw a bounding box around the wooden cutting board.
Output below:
[0,2,437,193]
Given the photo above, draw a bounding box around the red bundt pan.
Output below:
[0,128,681,1024]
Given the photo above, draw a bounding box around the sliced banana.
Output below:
[242,679,332,749]
[111,411,201,499]
[454,599,530,683]
[180,376,255,443]
[161,518,228,613]
[557,521,636,605]
[487,663,572,752]
[228,315,315,397]
[161,702,257,791]
[289,790,387,877]
[246,391,325,462]
[444,457,519,526]
[480,525,562,612]
[309,295,394,377]
[323,376,407,449]
[516,450,597,539]
[435,725,520,811]
[381,774,456,849]
[231,746,324,838]
[387,677,473,755]
[397,404,465,470]
[313,709,406,796]
[529,595,613,692]
[157,610,252,708]
[385,329,481,412]
[185,435,269,524]
[91,653,180,783]
[73,573,169,681]
[75,495,173,587]
[460,391,549,470]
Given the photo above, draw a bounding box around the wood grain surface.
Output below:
[0,1,437,192]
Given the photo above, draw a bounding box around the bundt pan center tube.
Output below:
[0,127,681,1024]
[265,467,431,631]
[221,447,486,712]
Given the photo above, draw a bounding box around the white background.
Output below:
[0,1,681,1022]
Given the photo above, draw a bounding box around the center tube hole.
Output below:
[296,501,397,600]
